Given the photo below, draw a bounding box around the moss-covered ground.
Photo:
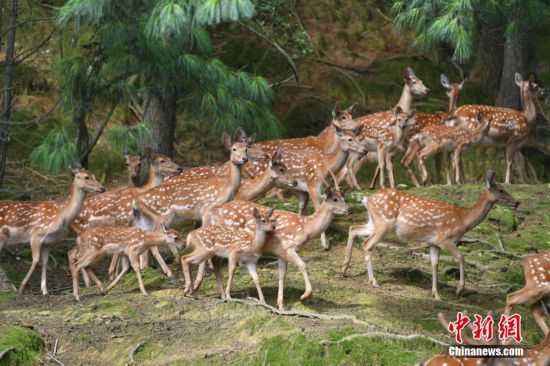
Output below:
[0,183,548,365]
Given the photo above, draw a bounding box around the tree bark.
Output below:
[73,103,90,167]
[496,17,531,109]
[142,85,177,157]
[470,21,504,100]
[0,0,18,187]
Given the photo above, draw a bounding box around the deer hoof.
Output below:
[300,290,312,300]
[432,294,442,302]
[372,282,380,288]
[456,286,464,297]
[166,270,174,279]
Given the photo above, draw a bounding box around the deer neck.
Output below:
[143,164,164,190]
[325,145,350,173]
[242,167,274,200]
[144,231,167,247]
[319,127,339,154]
[60,183,87,226]
[251,226,267,252]
[303,203,334,238]
[396,84,413,112]
[392,124,407,146]
[448,91,459,113]
[462,190,494,232]
[223,160,242,201]
[521,89,537,124]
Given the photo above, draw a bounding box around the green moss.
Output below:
[0,326,45,366]
[118,267,166,293]
[0,291,16,303]
[66,298,137,324]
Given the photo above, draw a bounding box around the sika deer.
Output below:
[181,208,276,303]
[133,132,248,231]
[504,250,550,336]
[124,151,145,187]
[421,312,550,366]
[402,120,490,186]
[0,166,104,296]
[69,226,182,301]
[447,73,542,184]
[208,185,352,309]
[343,171,519,300]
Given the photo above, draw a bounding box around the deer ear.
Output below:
[353,124,364,136]
[272,148,282,163]
[246,133,256,147]
[267,208,275,218]
[345,103,357,114]
[486,170,496,188]
[515,73,523,87]
[407,109,416,118]
[332,101,340,118]
[234,127,246,142]
[252,207,260,219]
[440,74,451,89]
[123,145,129,156]
[458,76,468,90]
[222,133,232,149]
[333,123,344,135]
[160,223,168,232]
[391,106,402,117]
[404,67,414,81]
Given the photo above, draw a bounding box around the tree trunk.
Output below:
[496,17,531,109]
[142,85,177,157]
[0,0,18,187]
[74,103,90,167]
[470,21,504,100]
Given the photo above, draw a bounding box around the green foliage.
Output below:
[105,123,153,155]
[30,123,78,174]
[0,326,45,366]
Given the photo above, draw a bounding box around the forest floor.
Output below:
[0,183,549,365]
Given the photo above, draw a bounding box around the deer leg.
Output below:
[343,223,374,275]
[531,301,549,335]
[192,262,206,291]
[505,142,519,184]
[109,253,121,281]
[211,257,226,299]
[225,252,238,300]
[505,286,545,315]
[85,268,104,294]
[246,262,265,304]
[377,148,386,189]
[106,258,130,294]
[297,191,309,216]
[368,166,380,190]
[276,258,288,310]
[39,246,49,295]
[444,151,452,185]
[128,251,148,297]
[81,269,92,288]
[149,246,174,278]
[453,147,465,185]
[18,236,42,297]
[362,225,390,288]
[429,245,442,301]
[385,153,396,188]
[403,149,421,188]
[284,249,312,301]
[310,185,329,251]
[139,251,151,270]
[443,241,465,296]
[68,250,81,301]
[434,153,442,185]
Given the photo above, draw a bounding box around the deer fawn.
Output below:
[181,208,276,303]
[402,120,490,187]
[447,73,542,184]
[421,312,550,366]
[68,226,182,301]
[134,132,248,232]
[343,171,519,300]
[208,185,352,309]
[0,166,104,296]
[124,151,145,187]
[504,250,550,336]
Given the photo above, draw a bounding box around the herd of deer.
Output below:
[0,67,548,364]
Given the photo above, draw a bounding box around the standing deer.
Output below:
[208,185,352,309]
[504,250,550,336]
[447,73,542,184]
[72,149,182,278]
[402,120,490,186]
[343,171,519,300]
[124,151,145,187]
[181,208,276,303]
[69,226,182,301]
[343,67,429,188]
[133,132,248,232]
[421,312,550,366]
[0,166,104,296]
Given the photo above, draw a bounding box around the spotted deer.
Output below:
[68,226,183,301]
[124,151,145,187]
[181,208,276,303]
[133,132,248,232]
[504,250,550,336]
[402,120,490,187]
[72,149,182,278]
[358,106,416,188]
[343,171,519,300]
[342,67,429,188]
[0,166,104,296]
[421,312,550,366]
[206,185,352,309]
[447,73,542,184]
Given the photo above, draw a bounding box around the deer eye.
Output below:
[262,219,266,223]
[333,198,338,202]
[232,148,236,152]
[126,163,129,166]
[85,176,90,180]
[348,138,352,142]
[160,160,165,163]
[279,168,284,172]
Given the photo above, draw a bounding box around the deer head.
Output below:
[324,186,352,215]
[70,167,105,194]
[391,106,417,129]
[149,152,182,177]
[486,170,519,209]
[404,67,429,97]
[333,124,368,155]
[253,207,277,232]
[332,101,358,130]
[269,148,298,187]
[124,149,144,181]
[515,73,544,100]
[222,132,248,165]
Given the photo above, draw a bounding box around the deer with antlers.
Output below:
[504,250,550,336]
[447,73,542,184]
[421,312,550,366]
[402,119,490,187]
[343,171,519,300]
[0,166,104,296]
[68,226,183,301]
[181,208,277,303]
[72,148,182,278]
[204,183,352,309]
[133,132,248,233]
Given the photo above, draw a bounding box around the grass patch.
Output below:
[118,267,166,292]
[65,298,137,324]
[0,326,45,366]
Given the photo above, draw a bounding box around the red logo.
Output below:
[498,314,522,343]
[447,312,471,344]
[447,313,522,343]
